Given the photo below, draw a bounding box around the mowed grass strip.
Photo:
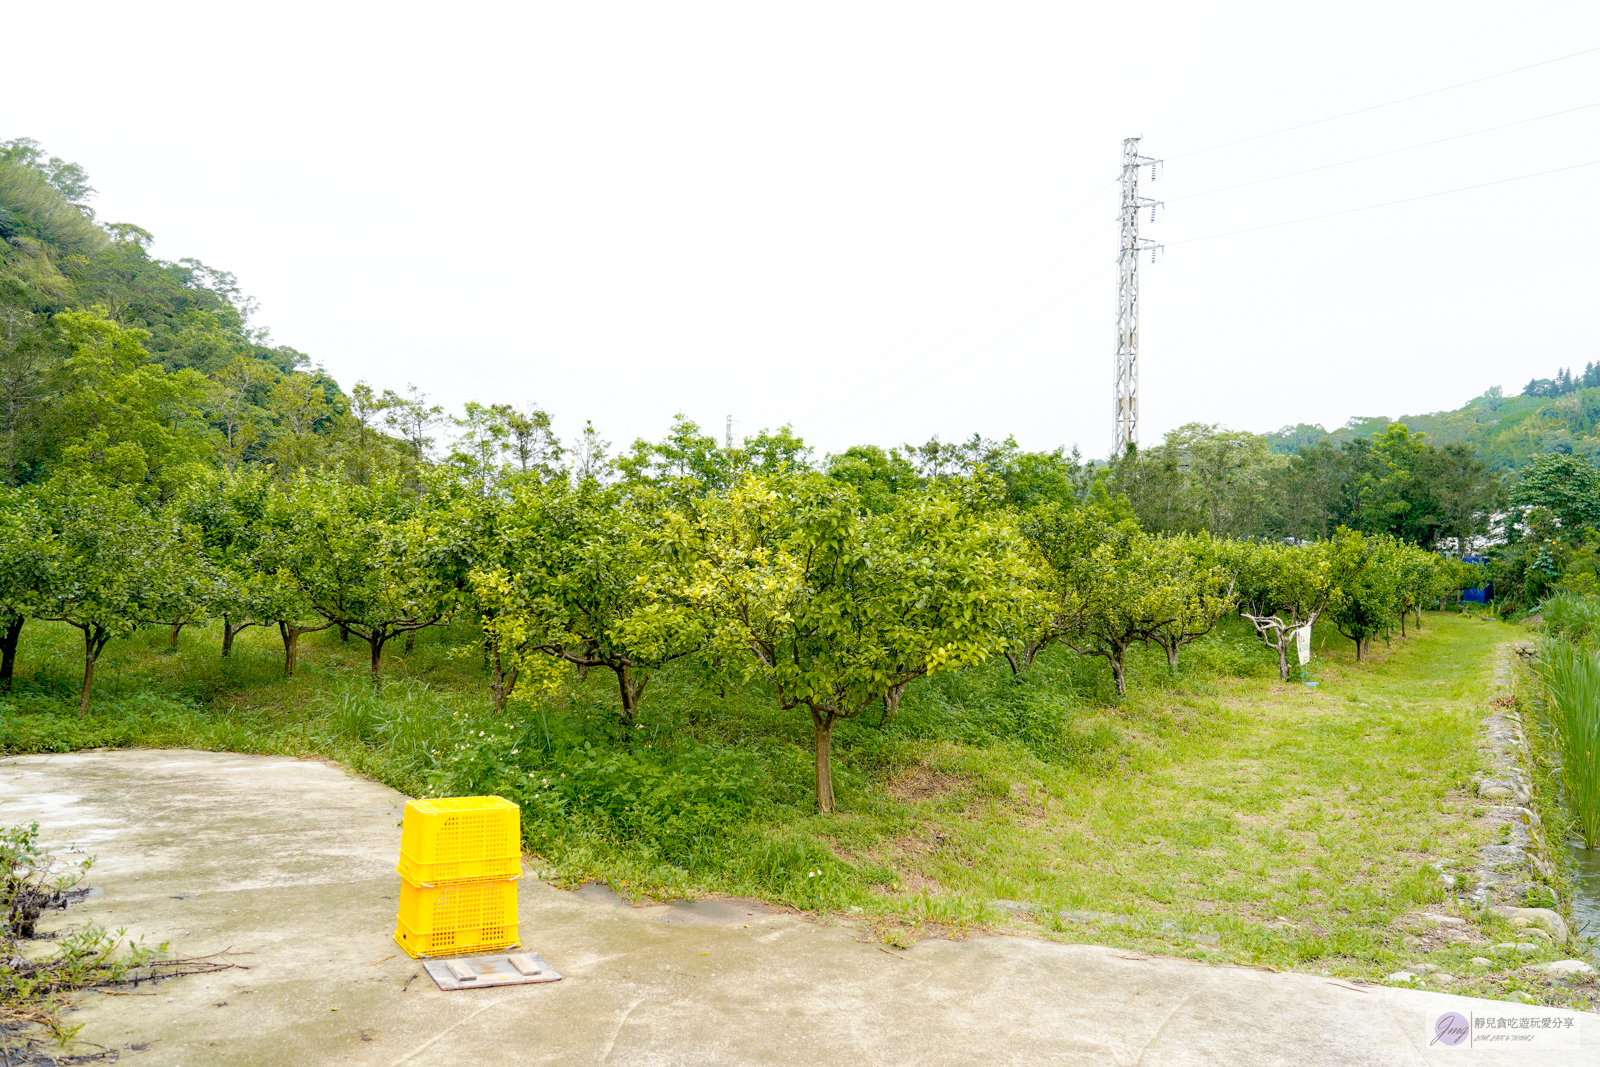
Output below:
[802,615,1513,973]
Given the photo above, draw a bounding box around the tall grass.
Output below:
[1538,592,1600,642]
[1533,638,1600,848]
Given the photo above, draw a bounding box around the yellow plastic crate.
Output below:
[393,876,520,958]
[397,796,521,886]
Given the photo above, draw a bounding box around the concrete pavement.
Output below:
[1,749,1594,1066]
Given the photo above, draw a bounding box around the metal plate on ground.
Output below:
[422,952,563,991]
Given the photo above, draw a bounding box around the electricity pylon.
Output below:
[1114,136,1161,459]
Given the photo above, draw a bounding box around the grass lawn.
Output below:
[4,609,1586,1006]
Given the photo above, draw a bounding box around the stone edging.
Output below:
[1467,646,1566,937]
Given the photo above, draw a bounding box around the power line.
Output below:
[1165,157,1600,247]
[1166,99,1600,204]
[1168,44,1600,160]
[877,257,1118,411]
[843,216,1118,402]
[864,181,1114,360]
[792,180,1116,416]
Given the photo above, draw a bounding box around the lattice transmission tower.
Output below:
[1113,136,1161,458]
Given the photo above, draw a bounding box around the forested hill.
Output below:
[0,137,412,495]
[1265,368,1600,472]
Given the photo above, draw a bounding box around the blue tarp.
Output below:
[1460,555,1492,603]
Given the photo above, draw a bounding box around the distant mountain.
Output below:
[1264,365,1600,472]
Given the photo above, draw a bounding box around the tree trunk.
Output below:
[614,664,645,723]
[814,718,836,813]
[1399,612,1407,638]
[881,681,909,727]
[1352,635,1364,660]
[168,621,183,649]
[340,624,350,644]
[1003,641,1045,676]
[404,630,415,655]
[279,621,302,677]
[1110,646,1127,695]
[1164,638,1179,672]
[368,632,388,685]
[79,627,107,717]
[1276,638,1289,682]
[1415,607,1424,630]
[489,645,519,713]
[0,615,22,691]
[222,617,257,659]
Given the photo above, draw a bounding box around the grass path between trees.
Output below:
[798,614,1591,1006]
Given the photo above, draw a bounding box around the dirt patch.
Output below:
[887,766,969,802]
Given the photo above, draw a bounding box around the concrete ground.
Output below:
[1,750,1594,1067]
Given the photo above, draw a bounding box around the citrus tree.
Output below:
[1235,540,1334,681]
[35,481,194,713]
[1326,528,1401,660]
[682,474,1029,811]
[0,489,58,689]
[1021,501,1187,694]
[266,473,459,683]
[1144,532,1237,672]
[173,469,277,657]
[464,478,697,716]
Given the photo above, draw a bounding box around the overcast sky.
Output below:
[6,1,1598,460]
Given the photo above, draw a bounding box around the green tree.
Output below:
[337,382,401,486]
[1325,528,1400,660]
[868,483,1043,721]
[35,482,187,713]
[1019,501,1185,693]
[618,415,811,494]
[383,385,444,466]
[0,303,58,487]
[206,355,277,472]
[1144,533,1237,672]
[0,489,58,688]
[571,420,613,483]
[173,469,279,657]
[1236,541,1335,681]
[1510,454,1600,533]
[450,401,563,493]
[266,474,457,683]
[263,373,333,477]
[42,310,210,496]
[824,445,921,514]
[1109,424,1285,537]
[1426,442,1502,555]
[683,475,1024,810]
[468,479,697,716]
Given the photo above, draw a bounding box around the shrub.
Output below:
[428,716,761,861]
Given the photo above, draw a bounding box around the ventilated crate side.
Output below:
[398,796,521,884]
[394,877,520,959]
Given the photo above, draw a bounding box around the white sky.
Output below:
[6,1,1599,460]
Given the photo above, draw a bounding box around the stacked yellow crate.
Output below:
[393,796,522,958]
